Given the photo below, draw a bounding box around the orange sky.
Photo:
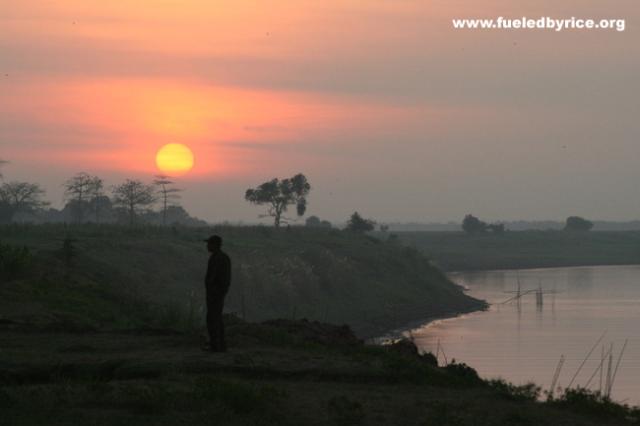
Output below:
[1,1,639,222]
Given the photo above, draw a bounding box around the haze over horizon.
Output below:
[2,0,639,224]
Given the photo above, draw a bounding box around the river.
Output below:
[407,265,640,405]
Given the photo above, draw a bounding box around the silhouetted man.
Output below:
[203,235,231,352]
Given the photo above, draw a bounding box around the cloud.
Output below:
[1,0,639,221]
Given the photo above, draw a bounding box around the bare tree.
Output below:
[0,181,48,221]
[153,175,183,226]
[245,173,311,227]
[88,177,107,223]
[64,172,104,223]
[111,179,156,225]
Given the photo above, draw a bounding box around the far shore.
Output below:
[390,230,640,272]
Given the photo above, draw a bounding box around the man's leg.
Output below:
[206,298,218,350]
[217,303,226,352]
[207,296,225,352]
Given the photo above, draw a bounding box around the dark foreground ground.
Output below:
[1,318,636,426]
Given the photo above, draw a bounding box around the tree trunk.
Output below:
[76,191,84,224]
[163,194,167,226]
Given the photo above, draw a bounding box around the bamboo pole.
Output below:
[607,339,628,397]
[599,345,604,394]
[605,343,613,398]
[549,354,565,398]
[585,346,612,389]
[438,339,449,365]
[584,361,601,390]
[584,345,609,393]
[567,331,606,389]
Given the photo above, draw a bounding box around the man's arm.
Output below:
[205,255,217,287]
[222,255,231,293]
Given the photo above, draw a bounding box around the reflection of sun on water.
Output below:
[155,143,194,176]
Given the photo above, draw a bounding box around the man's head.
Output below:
[204,235,223,253]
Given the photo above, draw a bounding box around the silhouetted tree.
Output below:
[305,215,332,228]
[346,212,376,233]
[0,202,12,223]
[0,241,32,280]
[140,205,206,226]
[64,172,103,223]
[89,182,108,223]
[153,175,183,226]
[111,179,156,225]
[305,215,321,227]
[462,214,487,234]
[487,223,505,234]
[0,160,10,222]
[564,216,593,232]
[163,205,190,224]
[0,159,8,180]
[245,173,310,227]
[62,199,89,222]
[60,237,76,268]
[0,181,48,222]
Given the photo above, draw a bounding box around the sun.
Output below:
[155,143,194,176]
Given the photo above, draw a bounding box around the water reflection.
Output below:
[409,265,640,405]
[567,267,594,295]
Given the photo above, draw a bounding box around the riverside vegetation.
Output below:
[391,230,640,271]
[1,224,638,425]
[0,224,484,337]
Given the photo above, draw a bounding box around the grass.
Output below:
[0,224,485,337]
[389,230,640,271]
[3,224,637,424]
[1,322,637,425]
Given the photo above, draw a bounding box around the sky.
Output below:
[1,0,639,224]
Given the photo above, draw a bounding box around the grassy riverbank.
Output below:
[0,224,484,337]
[392,231,640,271]
[2,318,638,426]
[2,224,637,424]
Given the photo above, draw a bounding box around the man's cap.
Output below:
[203,235,223,245]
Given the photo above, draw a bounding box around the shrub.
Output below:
[327,395,365,426]
[0,241,32,281]
[551,388,639,421]
[488,379,541,402]
[443,360,482,385]
[564,216,594,232]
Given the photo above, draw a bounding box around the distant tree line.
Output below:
[462,214,595,234]
[462,214,505,235]
[564,216,593,232]
[3,159,597,232]
[0,161,205,226]
[1,166,378,231]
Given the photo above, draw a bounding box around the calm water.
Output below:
[408,265,640,405]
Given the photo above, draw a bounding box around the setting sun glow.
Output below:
[155,143,194,176]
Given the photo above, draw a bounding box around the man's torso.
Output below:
[205,251,231,297]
